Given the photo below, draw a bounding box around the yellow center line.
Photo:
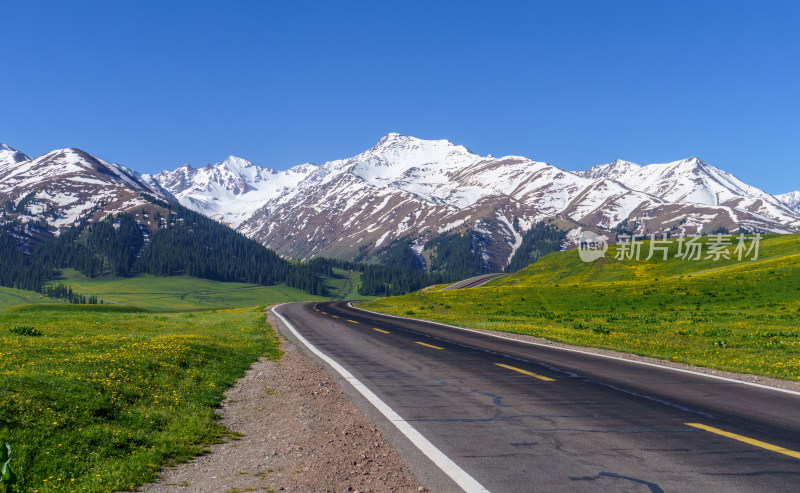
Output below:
[347,320,359,324]
[320,312,327,315]
[686,423,800,460]
[373,328,390,334]
[494,363,555,382]
[331,315,340,319]
[415,341,444,350]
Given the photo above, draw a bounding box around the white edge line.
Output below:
[271,304,490,493]
[349,303,800,398]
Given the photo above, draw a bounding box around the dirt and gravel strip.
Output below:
[134,310,427,493]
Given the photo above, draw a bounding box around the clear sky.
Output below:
[2,1,798,193]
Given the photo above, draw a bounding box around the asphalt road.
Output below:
[439,273,508,290]
[273,301,800,492]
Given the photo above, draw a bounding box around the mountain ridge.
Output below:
[2,137,798,269]
[777,191,800,212]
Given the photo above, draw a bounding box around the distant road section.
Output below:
[440,273,507,290]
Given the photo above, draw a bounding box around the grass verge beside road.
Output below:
[362,234,800,381]
[0,304,280,492]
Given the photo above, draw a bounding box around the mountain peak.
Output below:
[368,133,476,158]
[379,132,406,141]
[0,144,32,166]
[776,190,800,211]
[372,132,418,149]
[578,159,642,180]
[220,155,255,171]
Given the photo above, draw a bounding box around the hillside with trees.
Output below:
[0,199,329,297]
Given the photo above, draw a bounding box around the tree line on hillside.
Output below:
[0,198,329,296]
[41,283,101,304]
[136,203,327,295]
[0,195,568,300]
[356,230,488,296]
[0,222,53,292]
[505,221,566,273]
[356,224,566,295]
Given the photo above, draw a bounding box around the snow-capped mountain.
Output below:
[0,146,173,231]
[581,156,800,234]
[777,191,800,212]
[147,156,317,228]
[0,144,31,167]
[577,159,642,181]
[155,133,800,263]
[5,136,799,268]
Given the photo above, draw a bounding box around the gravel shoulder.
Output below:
[133,309,426,493]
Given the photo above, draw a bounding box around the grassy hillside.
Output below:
[0,286,62,310]
[326,268,370,301]
[363,234,800,380]
[0,304,279,492]
[49,269,326,311]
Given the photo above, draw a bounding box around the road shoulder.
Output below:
[132,309,427,493]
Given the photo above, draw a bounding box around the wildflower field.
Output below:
[0,304,279,492]
[363,234,800,380]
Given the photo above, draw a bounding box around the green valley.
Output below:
[48,269,327,311]
[362,234,800,381]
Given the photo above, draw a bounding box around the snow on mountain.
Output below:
[583,157,800,231]
[6,136,798,268]
[576,159,642,181]
[153,134,800,263]
[0,147,172,231]
[777,191,800,212]
[149,156,319,228]
[0,144,32,168]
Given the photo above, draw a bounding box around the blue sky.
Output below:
[2,1,798,193]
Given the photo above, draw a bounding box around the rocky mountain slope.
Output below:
[777,191,800,212]
[153,134,800,265]
[151,156,317,228]
[3,136,798,270]
[0,146,173,232]
[578,157,798,230]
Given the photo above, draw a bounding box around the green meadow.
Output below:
[47,269,326,311]
[0,304,279,492]
[0,263,366,491]
[363,234,800,380]
[0,286,61,310]
[0,270,324,491]
[327,268,368,301]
